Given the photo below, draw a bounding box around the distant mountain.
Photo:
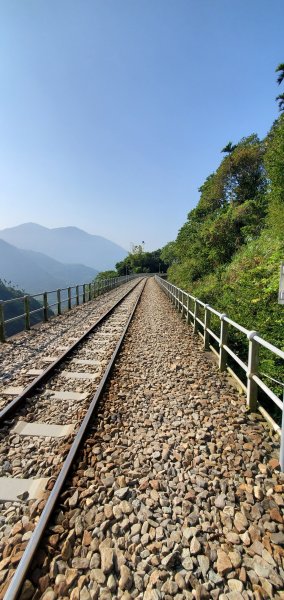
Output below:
[22,249,98,287]
[0,239,98,295]
[0,223,127,271]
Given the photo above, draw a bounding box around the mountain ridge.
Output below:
[0,223,127,271]
[0,239,98,295]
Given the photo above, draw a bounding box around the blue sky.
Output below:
[0,0,283,251]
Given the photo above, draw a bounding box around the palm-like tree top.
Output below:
[221,141,237,154]
[276,63,284,86]
[275,63,284,111]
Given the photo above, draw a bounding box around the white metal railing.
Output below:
[0,274,143,342]
[156,276,284,470]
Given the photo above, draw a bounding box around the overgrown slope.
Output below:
[163,114,284,394]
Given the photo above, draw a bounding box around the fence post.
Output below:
[247,331,259,411]
[0,301,5,342]
[219,314,228,371]
[57,289,61,315]
[193,300,198,334]
[204,304,211,350]
[280,394,284,472]
[83,284,86,303]
[24,295,30,330]
[43,292,48,322]
[186,295,190,324]
[183,293,186,317]
[76,285,79,306]
[68,287,72,310]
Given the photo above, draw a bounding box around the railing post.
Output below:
[68,287,72,310]
[181,291,186,317]
[193,300,198,334]
[247,331,259,411]
[43,292,48,322]
[204,304,211,350]
[57,289,61,315]
[83,284,86,303]
[219,314,228,371]
[76,285,79,306]
[186,294,190,324]
[0,301,5,342]
[24,295,30,330]
[280,393,284,472]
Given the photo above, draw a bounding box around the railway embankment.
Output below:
[0,278,283,599]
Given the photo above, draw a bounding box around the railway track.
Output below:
[0,278,142,413]
[0,277,146,599]
[1,277,283,599]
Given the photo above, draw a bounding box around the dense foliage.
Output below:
[114,247,169,276]
[94,270,118,282]
[94,247,169,289]
[165,112,284,396]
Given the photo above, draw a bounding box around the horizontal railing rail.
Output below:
[0,274,145,342]
[155,276,284,470]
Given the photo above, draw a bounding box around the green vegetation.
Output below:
[276,62,284,111]
[0,280,47,338]
[162,66,284,396]
[95,246,170,281]
[94,270,118,282]
[116,245,169,275]
[93,66,284,399]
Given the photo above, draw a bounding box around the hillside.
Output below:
[0,239,98,295]
[0,223,127,271]
[161,113,284,398]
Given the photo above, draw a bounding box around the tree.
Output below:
[160,242,177,266]
[276,63,284,112]
[116,249,170,275]
[276,63,284,85]
[221,141,237,154]
[94,270,117,281]
[221,141,237,203]
[264,113,284,235]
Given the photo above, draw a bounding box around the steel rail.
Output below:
[0,277,144,424]
[0,280,141,389]
[4,278,147,600]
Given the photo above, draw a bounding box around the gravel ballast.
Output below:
[1,278,284,599]
[0,280,141,412]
